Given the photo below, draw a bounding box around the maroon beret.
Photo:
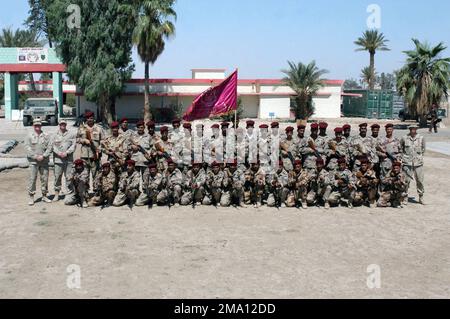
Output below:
[319,122,328,129]
[183,123,192,129]
[334,127,343,133]
[146,120,155,128]
[259,124,269,129]
[297,124,306,129]
[285,126,294,132]
[294,159,302,166]
[211,161,220,167]
[160,126,169,133]
[337,157,346,164]
[393,161,402,167]
[84,111,94,119]
[172,118,181,124]
[246,120,255,126]
[371,124,380,129]
[359,123,368,128]
[148,163,157,169]
[311,123,319,130]
[385,123,394,128]
[211,124,220,129]
[316,158,325,165]
[343,124,351,130]
[120,118,128,124]
[221,122,230,127]
[136,120,145,127]
[271,122,279,128]
[74,159,84,166]
[126,159,136,166]
[110,121,120,128]
[101,162,111,168]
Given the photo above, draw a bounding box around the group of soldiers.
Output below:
[24,110,426,209]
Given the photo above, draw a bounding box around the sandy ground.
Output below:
[1,153,450,299]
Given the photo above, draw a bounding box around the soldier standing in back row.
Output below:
[349,123,372,172]
[25,119,53,205]
[128,120,152,177]
[326,127,350,172]
[101,121,126,175]
[378,123,401,177]
[76,111,103,181]
[52,119,76,202]
[280,126,296,171]
[400,124,426,205]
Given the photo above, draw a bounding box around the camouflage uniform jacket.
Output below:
[118,170,141,192]
[164,168,183,188]
[378,136,401,161]
[288,169,312,189]
[310,168,332,191]
[24,131,52,164]
[400,134,426,167]
[184,168,207,189]
[223,167,245,190]
[71,167,90,187]
[301,137,325,169]
[206,170,225,189]
[333,169,356,190]
[93,171,117,194]
[128,133,151,167]
[326,138,350,170]
[52,130,76,164]
[380,171,407,192]
[355,169,378,190]
[77,123,104,159]
[142,172,164,192]
[349,135,374,162]
[266,169,289,189]
[101,134,127,164]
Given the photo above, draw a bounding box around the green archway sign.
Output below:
[0,47,66,120]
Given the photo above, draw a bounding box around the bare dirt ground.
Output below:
[1,119,450,298]
[1,154,450,299]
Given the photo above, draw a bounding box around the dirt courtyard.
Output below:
[1,151,450,299]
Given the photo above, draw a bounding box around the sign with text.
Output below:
[17,48,48,64]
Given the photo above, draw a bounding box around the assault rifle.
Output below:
[85,125,99,161]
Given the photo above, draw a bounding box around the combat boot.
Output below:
[301,202,308,209]
[42,195,52,203]
[28,195,35,206]
[419,195,425,205]
[324,201,330,210]
[53,191,60,202]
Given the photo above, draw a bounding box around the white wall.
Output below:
[240,96,259,118]
[259,96,291,119]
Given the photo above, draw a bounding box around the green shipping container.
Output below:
[343,90,394,119]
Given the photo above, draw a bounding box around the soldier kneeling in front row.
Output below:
[65,159,89,208]
[328,157,356,208]
[88,162,117,207]
[136,163,164,207]
[306,158,332,209]
[353,157,379,208]
[113,160,141,207]
[378,161,407,208]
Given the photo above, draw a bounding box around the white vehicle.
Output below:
[22,98,59,126]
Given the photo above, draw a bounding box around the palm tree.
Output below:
[282,61,329,121]
[132,0,176,122]
[354,30,390,90]
[396,39,450,125]
[361,66,378,88]
[0,27,45,91]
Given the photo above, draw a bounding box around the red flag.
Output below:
[183,70,238,121]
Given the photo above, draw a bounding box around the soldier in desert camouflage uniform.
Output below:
[128,120,152,177]
[159,159,183,206]
[258,124,271,174]
[378,123,401,177]
[25,119,53,205]
[280,126,296,171]
[326,127,350,172]
[245,120,258,166]
[328,157,356,208]
[51,119,76,202]
[205,161,225,206]
[349,123,373,172]
[294,124,308,163]
[170,118,184,166]
[77,111,104,181]
[287,159,312,209]
[265,160,289,208]
[65,159,89,207]
[243,162,266,207]
[100,121,127,175]
[316,122,331,153]
[113,160,141,207]
[88,162,117,207]
[306,158,332,209]
[221,161,246,207]
[146,120,160,152]
[181,162,207,206]
[377,161,408,208]
[302,123,324,173]
[368,124,382,176]
[400,124,426,205]
[154,126,174,171]
[353,157,379,208]
[136,163,164,207]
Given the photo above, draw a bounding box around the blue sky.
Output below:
[1,0,450,80]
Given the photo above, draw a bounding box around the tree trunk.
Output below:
[144,62,152,122]
[99,93,114,125]
[369,51,375,90]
